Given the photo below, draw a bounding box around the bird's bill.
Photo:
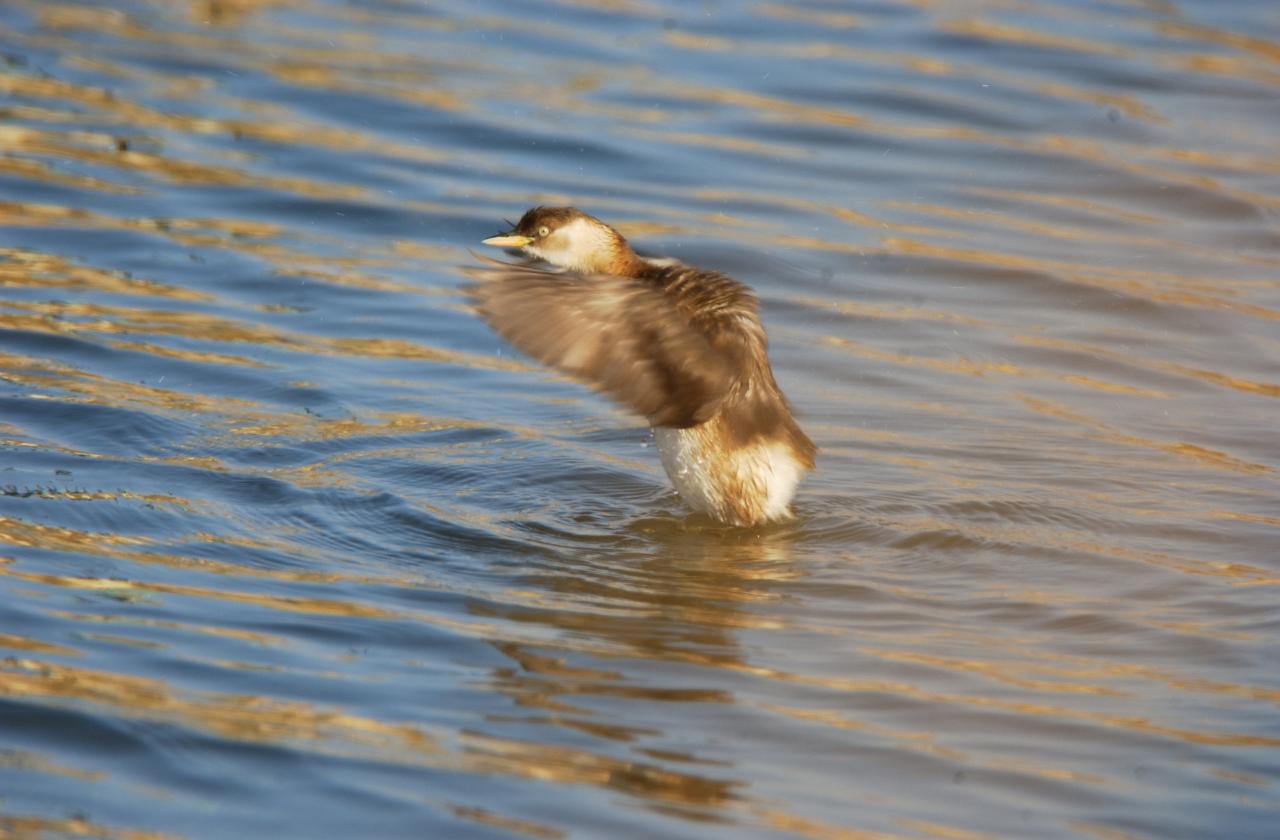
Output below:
[482,234,532,248]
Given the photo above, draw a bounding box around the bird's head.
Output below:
[483,207,637,275]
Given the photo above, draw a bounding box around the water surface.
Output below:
[1,0,1278,837]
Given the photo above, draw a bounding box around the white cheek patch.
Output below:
[531,217,614,272]
[544,229,570,252]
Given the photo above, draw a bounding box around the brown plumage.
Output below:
[467,207,815,525]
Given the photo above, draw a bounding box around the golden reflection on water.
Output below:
[735,659,1280,751]
[877,238,1280,319]
[1014,334,1280,399]
[0,248,206,300]
[0,529,870,827]
[1018,396,1275,481]
[0,632,80,657]
[0,645,745,808]
[53,610,286,648]
[0,284,530,394]
[0,812,173,840]
[821,336,1169,398]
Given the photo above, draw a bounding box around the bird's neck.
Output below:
[563,230,643,276]
[596,241,644,276]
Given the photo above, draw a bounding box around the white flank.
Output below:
[654,427,802,523]
[654,427,723,516]
[752,441,803,522]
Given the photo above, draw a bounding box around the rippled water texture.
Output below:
[1,0,1278,837]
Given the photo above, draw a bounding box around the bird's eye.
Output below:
[537,226,550,237]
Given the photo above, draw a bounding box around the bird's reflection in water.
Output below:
[464,519,800,811]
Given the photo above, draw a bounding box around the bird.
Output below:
[467,206,815,526]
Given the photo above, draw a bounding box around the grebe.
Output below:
[469,207,815,526]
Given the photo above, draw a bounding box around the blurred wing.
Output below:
[465,260,735,427]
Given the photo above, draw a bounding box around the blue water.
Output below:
[1,0,1278,837]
